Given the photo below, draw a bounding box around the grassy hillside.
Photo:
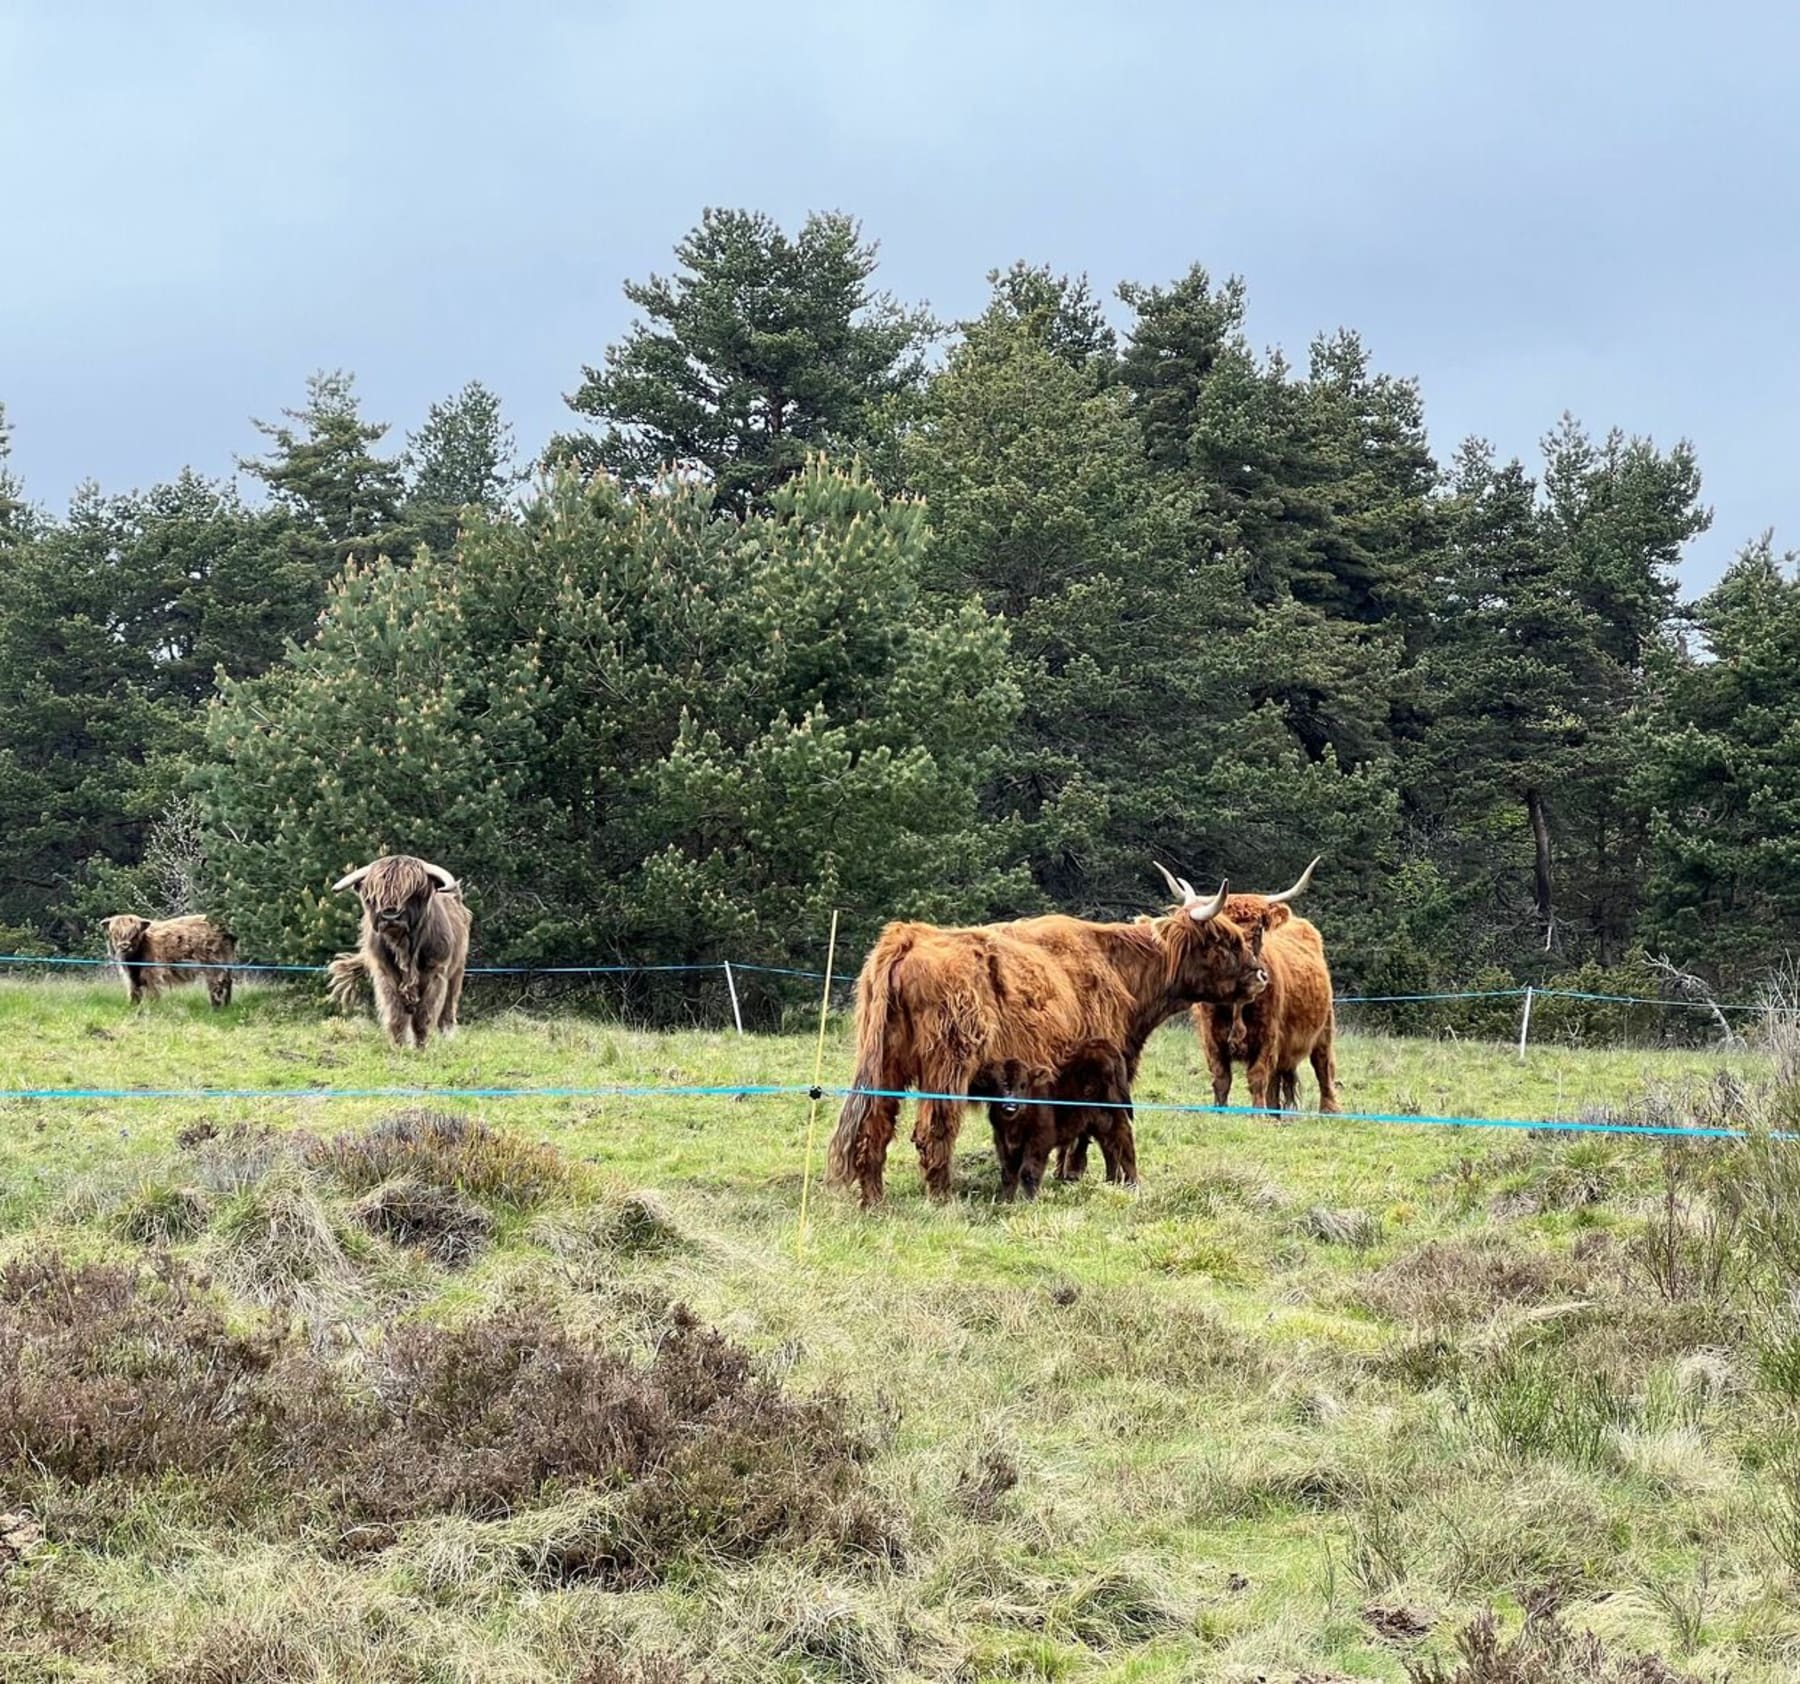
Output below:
[0,976,1791,1682]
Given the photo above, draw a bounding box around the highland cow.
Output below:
[1187,858,1340,1116]
[102,914,237,1008]
[980,1039,1138,1201]
[327,855,470,1049]
[825,873,1269,1205]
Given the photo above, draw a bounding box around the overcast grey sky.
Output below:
[3,2,1794,591]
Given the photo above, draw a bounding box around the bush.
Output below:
[0,1258,885,1584]
[1406,1596,1698,1683]
[307,1109,570,1210]
[349,1176,493,1267]
[0,1255,311,1498]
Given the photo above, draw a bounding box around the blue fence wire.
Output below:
[0,953,840,980]
[0,952,1775,1014]
[0,1078,1781,1144]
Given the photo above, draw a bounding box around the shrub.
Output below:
[349,1177,493,1267]
[307,1109,570,1210]
[0,1255,309,1499]
[0,1259,885,1584]
[1405,1597,1698,1683]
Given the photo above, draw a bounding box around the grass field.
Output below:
[0,975,1793,1682]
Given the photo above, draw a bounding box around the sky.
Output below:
[3,1,1796,593]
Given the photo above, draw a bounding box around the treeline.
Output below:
[1,208,1794,1001]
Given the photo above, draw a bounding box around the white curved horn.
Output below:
[1187,879,1229,923]
[1153,862,1187,903]
[420,861,460,893]
[1263,855,1321,906]
[332,865,372,893]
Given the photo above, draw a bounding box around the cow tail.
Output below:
[325,952,366,1012]
[825,936,907,1186]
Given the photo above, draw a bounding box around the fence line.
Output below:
[0,1075,1779,1144]
[0,953,841,981]
[0,951,1777,1017]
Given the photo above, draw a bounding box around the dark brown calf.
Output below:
[980,1041,1138,1201]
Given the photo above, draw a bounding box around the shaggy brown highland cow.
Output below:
[327,855,470,1049]
[102,914,237,1008]
[1184,858,1340,1116]
[825,873,1269,1205]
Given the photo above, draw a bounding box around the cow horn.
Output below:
[1264,855,1321,906]
[1153,861,1187,903]
[332,865,372,892]
[421,862,460,893]
[1187,879,1229,923]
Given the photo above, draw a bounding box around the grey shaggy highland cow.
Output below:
[327,855,471,1049]
[102,914,237,1008]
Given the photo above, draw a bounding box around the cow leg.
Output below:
[412,970,450,1049]
[438,965,465,1039]
[840,1092,899,1207]
[1087,1108,1140,1187]
[1207,1042,1233,1108]
[1247,1054,1281,1115]
[1311,1030,1340,1114]
[914,1093,969,1201]
[999,1108,1053,1202]
[996,1123,1025,1202]
[207,968,232,1009]
[1276,1068,1299,1111]
[373,974,414,1048]
[1057,1131,1092,1181]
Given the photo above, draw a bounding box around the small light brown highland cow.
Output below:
[102,914,238,1008]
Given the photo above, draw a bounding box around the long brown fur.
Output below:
[1192,894,1338,1115]
[824,901,1267,1204]
[981,1040,1138,1202]
[332,855,471,1049]
[102,914,237,1009]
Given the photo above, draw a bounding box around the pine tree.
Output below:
[200,551,546,962]
[0,486,197,938]
[554,209,932,513]
[403,380,519,556]
[0,402,28,545]
[201,459,1024,968]
[1639,535,1800,984]
[1406,423,1707,966]
[240,371,412,570]
[904,276,1400,961]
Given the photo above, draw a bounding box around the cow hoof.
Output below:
[439,1025,458,1041]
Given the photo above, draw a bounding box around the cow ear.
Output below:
[1262,904,1293,932]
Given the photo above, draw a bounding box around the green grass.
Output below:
[0,976,1789,1682]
